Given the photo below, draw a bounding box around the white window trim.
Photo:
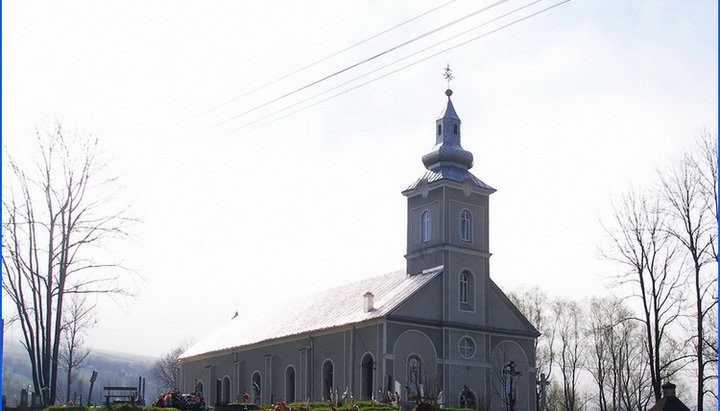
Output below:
[459,273,469,305]
[459,270,475,312]
[458,336,476,359]
[460,209,472,242]
[421,210,431,243]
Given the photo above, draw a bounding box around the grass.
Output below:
[41,402,473,411]
[42,405,183,411]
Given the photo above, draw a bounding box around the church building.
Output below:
[178,85,539,411]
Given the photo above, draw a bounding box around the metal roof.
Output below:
[180,266,442,360]
[438,97,459,120]
[404,167,495,193]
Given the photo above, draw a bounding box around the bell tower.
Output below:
[401,71,495,322]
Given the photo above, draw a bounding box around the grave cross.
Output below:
[536,373,550,410]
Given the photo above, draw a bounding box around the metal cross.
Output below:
[443,64,454,88]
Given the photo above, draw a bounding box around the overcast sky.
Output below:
[2,0,717,357]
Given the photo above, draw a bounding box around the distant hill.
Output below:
[3,340,161,406]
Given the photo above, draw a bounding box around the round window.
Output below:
[459,336,475,358]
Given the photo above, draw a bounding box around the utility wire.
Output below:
[227,0,546,133]
[196,0,459,117]
[204,0,513,132]
[229,0,572,136]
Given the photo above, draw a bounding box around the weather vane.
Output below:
[443,64,454,89]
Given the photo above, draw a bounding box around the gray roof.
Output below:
[180,266,442,360]
[438,97,459,120]
[405,166,496,193]
[648,396,691,411]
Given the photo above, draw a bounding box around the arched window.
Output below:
[437,124,442,136]
[459,271,473,310]
[407,355,422,393]
[222,376,231,405]
[453,124,458,135]
[285,366,296,403]
[460,210,472,242]
[322,360,334,401]
[195,380,204,395]
[360,353,374,400]
[421,211,431,243]
[251,372,262,405]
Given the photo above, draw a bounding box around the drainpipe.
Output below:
[350,326,356,395]
[309,335,314,401]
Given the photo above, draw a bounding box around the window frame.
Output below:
[459,271,474,311]
[460,209,472,242]
[458,336,476,358]
[421,210,431,243]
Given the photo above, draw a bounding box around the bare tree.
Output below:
[59,295,94,404]
[151,345,186,393]
[551,299,585,411]
[2,125,132,405]
[508,287,554,379]
[585,297,616,411]
[659,132,719,411]
[603,190,685,402]
[586,296,652,411]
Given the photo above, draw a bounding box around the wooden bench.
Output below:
[103,386,137,406]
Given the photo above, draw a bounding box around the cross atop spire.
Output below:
[443,64,454,95]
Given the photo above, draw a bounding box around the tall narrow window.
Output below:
[459,273,469,305]
[421,211,431,243]
[222,376,231,404]
[437,124,442,136]
[215,379,222,405]
[453,124,458,135]
[460,210,472,242]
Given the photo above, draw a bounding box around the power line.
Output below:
[203,0,513,132]
[196,0,459,117]
[229,0,572,136]
[226,0,547,133]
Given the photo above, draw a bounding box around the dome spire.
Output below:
[421,65,473,171]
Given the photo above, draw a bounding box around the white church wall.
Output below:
[390,277,443,321]
[390,328,440,394]
[444,253,489,326]
[488,337,536,411]
[485,283,536,334]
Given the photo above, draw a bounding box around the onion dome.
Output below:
[421,89,474,171]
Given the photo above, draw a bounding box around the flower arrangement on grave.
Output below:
[152,389,205,410]
[376,389,400,405]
